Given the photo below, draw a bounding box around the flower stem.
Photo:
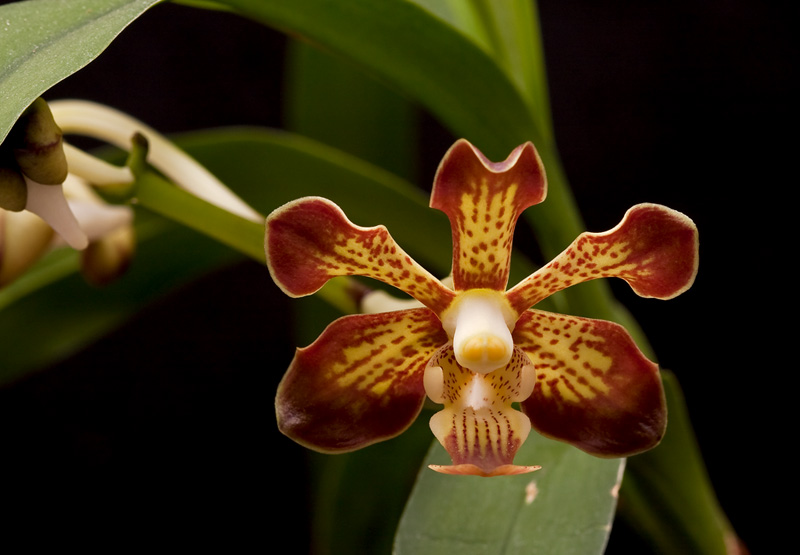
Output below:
[133,170,358,314]
[134,170,265,263]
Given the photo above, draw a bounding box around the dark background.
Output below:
[1,1,791,551]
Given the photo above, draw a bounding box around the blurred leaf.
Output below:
[216,0,538,160]
[307,416,434,555]
[0,0,161,142]
[407,0,494,53]
[410,0,553,144]
[0,214,240,386]
[283,39,419,181]
[476,0,554,144]
[619,371,736,554]
[396,432,624,554]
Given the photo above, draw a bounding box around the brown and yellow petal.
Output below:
[276,307,448,453]
[506,203,698,317]
[266,196,455,316]
[430,139,546,293]
[424,344,540,476]
[513,309,666,457]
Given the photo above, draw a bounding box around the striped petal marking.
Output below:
[513,309,666,457]
[424,344,539,476]
[430,139,546,293]
[276,308,448,452]
[266,196,456,316]
[506,203,699,317]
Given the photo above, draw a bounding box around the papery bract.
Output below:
[266,139,698,476]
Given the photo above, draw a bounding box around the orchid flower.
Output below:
[265,139,698,477]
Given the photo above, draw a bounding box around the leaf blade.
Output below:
[395,433,623,555]
[216,0,540,159]
[0,0,161,141]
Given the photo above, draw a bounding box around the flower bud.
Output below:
[0,208,54,287]
[11,97,68,185]
[80,224,135,286]
[0,164,27,212]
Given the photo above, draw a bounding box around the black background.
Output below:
[1,1,792,552]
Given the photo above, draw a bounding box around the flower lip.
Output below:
[441,289,516,374]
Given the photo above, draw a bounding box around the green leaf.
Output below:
[396,433,624,554]
[409,0,554,144]
[307,416,435,555]
[216,0,539,159]
[474,0,555,145]
[406,0,494,54]
[0,0,161,142]
[283,39,419,181]
[619,371,736,554]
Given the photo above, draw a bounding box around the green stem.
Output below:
[133,170,358,314]
[135,170,265,262]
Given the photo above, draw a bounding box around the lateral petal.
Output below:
[514,309,666,457]
[265,197,456,315]
[276,308,448,452]
[506,203,698,316]
[425,344,540,476]
[430,140,546,292]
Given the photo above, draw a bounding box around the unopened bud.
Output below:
[12,98,68,185]
[0,209,55,287]
[80,225,135,286]
[0,165,27,212]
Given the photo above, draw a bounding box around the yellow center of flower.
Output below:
[460,335,509,367]
[441,289,517,374]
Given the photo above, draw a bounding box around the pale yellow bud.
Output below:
[80,225,135,286]
[0,209,54,287]
[0,166,27,212]
[12,98,68,185]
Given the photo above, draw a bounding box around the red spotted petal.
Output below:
[506,203,698,317]
[276,308,448,452]
[424,344,539,476]
[266,197,456,315]
[430,140,546,292]
[513,309,666,457]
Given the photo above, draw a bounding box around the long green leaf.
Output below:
[0,0,161,141]
[477,0,555,145]
[396,433,624,554]
[619,371,735,554]
[283,39,419,181]
[218,0,539,159]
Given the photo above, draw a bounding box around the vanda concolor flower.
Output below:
[265,139,698,477]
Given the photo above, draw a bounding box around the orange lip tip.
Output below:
[428,463,541,477]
